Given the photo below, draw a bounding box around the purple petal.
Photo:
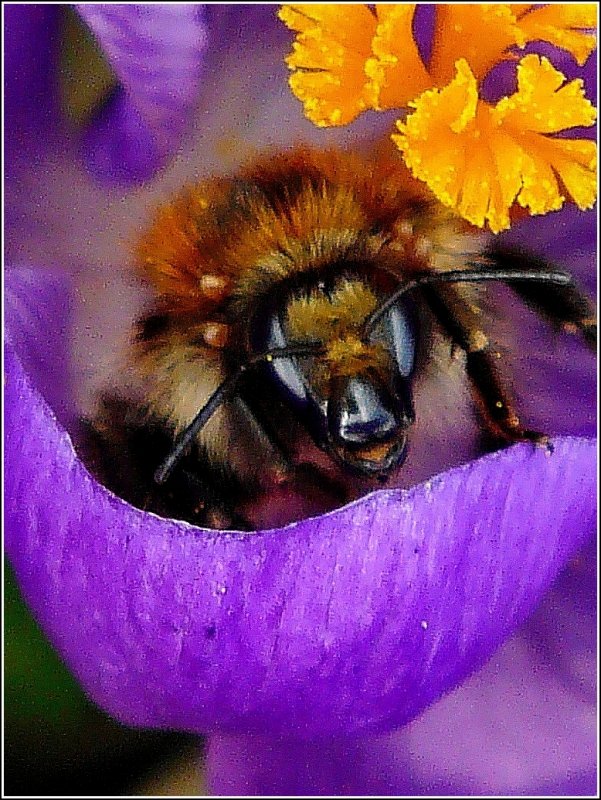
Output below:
[80,89,164,184]
[412,4,436,68]
[4,3,67,210]
[75,4,208,183]
[3,4,61,134]
[482,274,596,443]
[4,267,75,426]
[499,204,597,293]
[208,712,596,796]
[206,536,597,795]
[5,318,595,738]
[388,537,597,796]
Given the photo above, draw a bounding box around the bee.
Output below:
[85,147,596,530]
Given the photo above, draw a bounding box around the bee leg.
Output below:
[462,348,547,447]
[424,285,546,448]
[487,244,597,350]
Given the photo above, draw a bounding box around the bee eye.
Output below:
[253,308,313,406]
[368,299,416,378]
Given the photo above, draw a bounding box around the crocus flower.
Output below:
[4,4,597,796]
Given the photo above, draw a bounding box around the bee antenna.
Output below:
[153,343,324,486]
[362,266,573,335]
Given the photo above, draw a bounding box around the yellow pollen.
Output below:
[200,274,230,301]
[470,330,489,351]
[202,322,229,349]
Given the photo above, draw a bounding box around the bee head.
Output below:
[154,259,573,490]
[251,274,417,477]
